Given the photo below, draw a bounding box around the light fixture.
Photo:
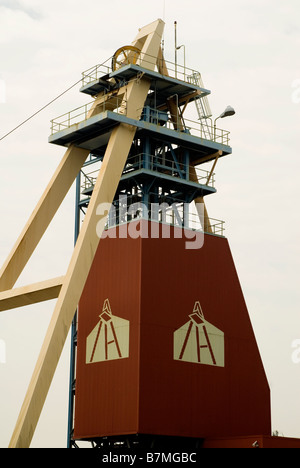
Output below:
[214,106,236,140]
[218,105,236,119]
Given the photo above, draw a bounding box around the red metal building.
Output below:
[74,223,271,441]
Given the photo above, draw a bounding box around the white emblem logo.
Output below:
[174,301,224,367]
[86,299,130,364]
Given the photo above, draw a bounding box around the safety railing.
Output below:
[81,169,97,194]
[207,218,225,236]
[50,101,230,147]
[81,52,200,89]
[141,107,230,146]
[123,153,215,187]
[80,169,225,237]
[51,102,93,134]
[50,95,127,135]
[80,153,215,194]
[134,52,199,83]
[101,202,225,237]
[81,58,113,88]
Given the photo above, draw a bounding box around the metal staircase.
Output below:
[188,72,213,140]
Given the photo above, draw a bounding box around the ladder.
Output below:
[188,72,213,140]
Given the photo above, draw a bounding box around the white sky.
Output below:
[0,0,299,448]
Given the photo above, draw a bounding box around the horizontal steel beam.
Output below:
[0,277,64,312]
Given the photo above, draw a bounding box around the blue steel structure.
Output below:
[48,50,233,448]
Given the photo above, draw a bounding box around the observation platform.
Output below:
[80,63,211,108]
[80,152,217,201]
[49,109,231,161]
[49,60,232,163]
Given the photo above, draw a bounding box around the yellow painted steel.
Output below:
[112,45,141,71]
[8,18,165,449]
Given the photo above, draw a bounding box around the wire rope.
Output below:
[0,57,113,143]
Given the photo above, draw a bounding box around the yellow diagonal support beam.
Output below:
[0,96,107,293]
[0,277,63,312]
[9,18,165,449]
[0,146,88,292]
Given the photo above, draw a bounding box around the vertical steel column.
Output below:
[142,183,150,220]
[67,171,81,448]
[143,138,151,170]
[184,193,189,229]
[184,149,190,181]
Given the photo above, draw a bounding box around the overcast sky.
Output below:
[0,0,299,448]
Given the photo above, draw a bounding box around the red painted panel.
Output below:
[74,231,142,439]
[137,227,270,438]
[74,221,271,440]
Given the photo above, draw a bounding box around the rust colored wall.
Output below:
[74,221,271,440]
[74,231,142,439]
[138,225,270,438]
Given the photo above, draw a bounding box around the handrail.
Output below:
[141,107,230,146]
[51,53,231,145]
[207,217,226,236]
[102,205,225,237]
[123,153,216,187]
[51,102,93,134]
[50,95,127,134]
[81,58,112,87]
[79,165,225,237]
[81,51,203,88]
[51,101,230,147]
[80,153,215,193]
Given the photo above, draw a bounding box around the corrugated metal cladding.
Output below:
[74,221,271,440]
